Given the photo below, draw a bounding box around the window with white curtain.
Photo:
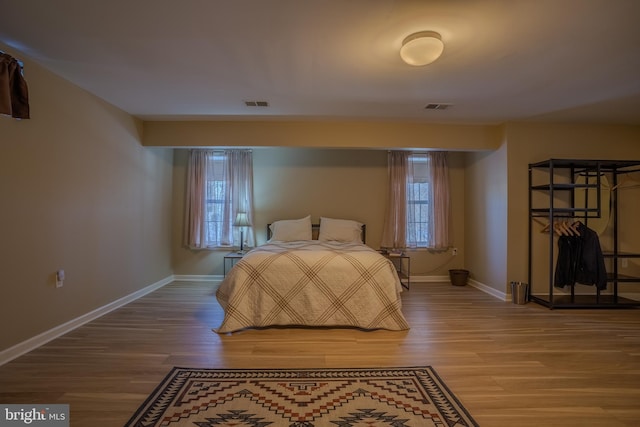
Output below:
[184,149,255,249]
[381,151,450,250]
[406,153,430,247]
[204,153,230,246]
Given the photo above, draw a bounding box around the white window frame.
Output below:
[203,153,232,247]
[406,153,431,248]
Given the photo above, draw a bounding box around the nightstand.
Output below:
[379,251,410,290]
[223,252,245,277]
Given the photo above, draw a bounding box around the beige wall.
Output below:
[464,123,640,296]
[489,123,640,296]
[171,148,467,277]
[464,138,508,293]
[143,120,502,151]
[4,44,640,355]
[170,121,640,297]
[0,46,174,351]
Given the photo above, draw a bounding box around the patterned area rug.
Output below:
[125,367,478,427]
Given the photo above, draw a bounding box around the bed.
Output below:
[215,216,409,333]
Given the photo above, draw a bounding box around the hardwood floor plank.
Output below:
[0,281,639,426]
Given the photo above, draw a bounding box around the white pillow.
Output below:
[318,217,363,243]
[269,215,312,242]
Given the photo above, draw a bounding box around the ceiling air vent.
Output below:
[424,103,451,110]
[244,101,269,107]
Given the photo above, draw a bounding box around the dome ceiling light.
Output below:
[400,31,444,66]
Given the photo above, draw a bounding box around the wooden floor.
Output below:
[1,281,639,426]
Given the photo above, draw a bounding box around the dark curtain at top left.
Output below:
[0,52,30,119]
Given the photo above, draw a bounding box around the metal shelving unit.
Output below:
[528,159,640,308]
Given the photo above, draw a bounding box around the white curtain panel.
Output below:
[185,149,255,249]
[381,151,409,249]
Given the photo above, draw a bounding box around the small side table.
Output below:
[379,251,410,290]
[223,252,245,277]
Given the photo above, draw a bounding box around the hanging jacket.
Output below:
[554,234,582,288]
[554,222,607,290]
[0,52,30,119]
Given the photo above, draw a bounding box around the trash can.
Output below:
[510,281,529,304]
[449,269,469,286]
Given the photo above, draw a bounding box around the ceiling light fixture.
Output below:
[400,31,444,66]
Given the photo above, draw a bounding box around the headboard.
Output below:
[267,223,366,244]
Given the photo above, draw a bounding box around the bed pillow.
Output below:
[269,215,312,242]
[318,217,363,243]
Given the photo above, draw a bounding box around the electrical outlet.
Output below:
[56,269,65,288]
[621,258,628,268]
[452,248,458,256]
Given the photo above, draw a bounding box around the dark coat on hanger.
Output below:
[554,222,607,290]
[0,52,30,119]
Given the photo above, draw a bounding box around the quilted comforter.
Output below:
[215,241,409,333]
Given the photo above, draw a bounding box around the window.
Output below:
[406,153,430,247]
[185,149,255,249]
[203,153,230,246]
[382,151,450,250]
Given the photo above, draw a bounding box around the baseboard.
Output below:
[0,273,510,366]
[0,275,174,367]
[410,275,508,301]
[175,275,509,302]
[410,275,449,283]
[467,278,508,301]
[173,274,222,282]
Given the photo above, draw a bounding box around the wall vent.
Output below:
[424,103,451,110]
[244,101,269,107]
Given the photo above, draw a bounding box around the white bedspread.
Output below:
[215,241,409,333]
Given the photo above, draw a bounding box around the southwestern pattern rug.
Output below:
[125,366,478,427]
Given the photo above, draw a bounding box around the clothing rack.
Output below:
[528,159,640,308]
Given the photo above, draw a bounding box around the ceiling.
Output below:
[1,0,640,125]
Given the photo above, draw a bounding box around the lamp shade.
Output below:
[400,31,444,66]
[233,212,251,227]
